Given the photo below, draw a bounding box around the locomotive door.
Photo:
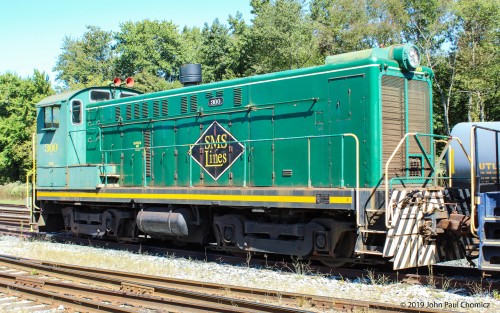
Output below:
[328,74,365,187]
[68,99,86,165]
[249,108,274,186]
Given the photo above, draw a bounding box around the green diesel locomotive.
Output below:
[33,44,474,269]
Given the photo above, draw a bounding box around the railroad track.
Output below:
[41,233,500,293]
[0,204,37,238]
[0,254,446,313]
[0,203,498,308]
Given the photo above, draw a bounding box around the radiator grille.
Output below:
[382,76,406,178]
[408,80,431,153]
[408,80,431,176]
[382,76,431,180]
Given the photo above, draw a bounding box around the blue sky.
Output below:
[0,0,252,82]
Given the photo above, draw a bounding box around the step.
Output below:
[478,264,500,271]
[359,229,387,234]
[96,183,120,188]
[480,240,500,246]
[100,174,120,178]
[355,249,384,256]
[484,217,500,222]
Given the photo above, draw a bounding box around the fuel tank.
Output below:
[136,208,192,237]
[448,122,500,189]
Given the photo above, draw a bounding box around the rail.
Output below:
[384,133,469,228]
[470,125,500,237]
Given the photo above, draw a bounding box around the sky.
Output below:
[0,0,253,82]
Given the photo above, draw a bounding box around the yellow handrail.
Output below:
[384,133,470,228]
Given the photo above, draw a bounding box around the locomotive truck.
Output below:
[31,44,498,270]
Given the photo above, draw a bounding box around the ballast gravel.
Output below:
[0,236,498,312]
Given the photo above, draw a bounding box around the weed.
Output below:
[30,269,38,276]
[441,275,453,292]
[245,251,252,267]
[492,289,500,300]
[286,257,313,276]
[427,264,436,289]
[364,269,392,285]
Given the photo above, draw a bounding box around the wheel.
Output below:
[320,231,356,267]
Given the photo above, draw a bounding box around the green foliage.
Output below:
[452,0,499,124]
[248,0,320,74]
[53,26,115,89]
[132,71,183,93]
[199,19,233,82]
[0,71,53,183]
[179,26,203,64]
[114,20,183,80]
[310,0,403,55]
[44,0,500,134]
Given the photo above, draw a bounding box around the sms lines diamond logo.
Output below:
[190,121,244,180]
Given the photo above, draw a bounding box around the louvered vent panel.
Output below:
[161,99,169,116]
[216,90,223,97]
[144,130,151,177]
[234,88,242,106]
[190,95,198,112]
[153,100,160,117]
[126,105,132,120]
[115,106,121,121]
[142,102,149,118]
[408,80,431,154]
[134,103,140,119]
[205,92,212,99]
[181,97,188,113]
[408,80,431,176]
[382,76,406,179]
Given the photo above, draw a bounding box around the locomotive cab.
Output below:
[36,87,140,190]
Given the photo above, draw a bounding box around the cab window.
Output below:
[71,100,82,124]
[90,90,110,102]
[44,106,60,129]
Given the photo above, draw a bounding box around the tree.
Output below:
[0,71,53,183]
[199,19,233,82]
[310,0,404,56]
[53,26,115,89]
[452,0,499,124]
[114,20,183,81]
[179,26,203,65]
[248,0,320,74]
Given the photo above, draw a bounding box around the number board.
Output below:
[190,121,244,180]
[208,97,224,107]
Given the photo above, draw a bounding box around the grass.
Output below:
[0,181,27,205]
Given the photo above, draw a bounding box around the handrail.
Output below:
[470,125,500,237]
[384,133,469,228]
[98,133,360,222]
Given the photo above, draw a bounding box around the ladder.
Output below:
[477,192,500,271]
